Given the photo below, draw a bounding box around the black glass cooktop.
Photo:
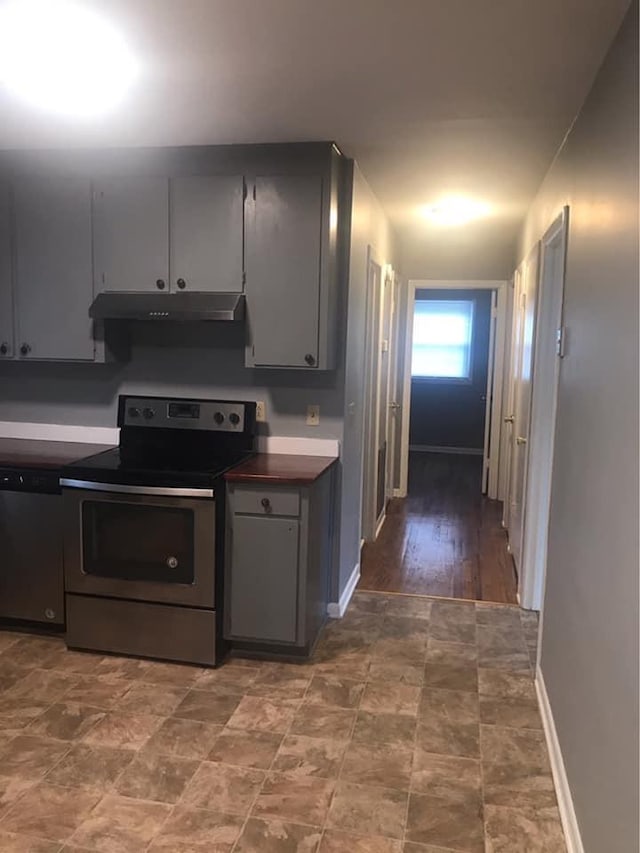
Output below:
[62,447,254,490]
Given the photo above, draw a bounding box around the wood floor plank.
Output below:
[359,452,518,604]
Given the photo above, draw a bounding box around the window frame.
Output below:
[410,298,476,384]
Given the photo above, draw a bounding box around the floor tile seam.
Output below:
[229,667,319,852]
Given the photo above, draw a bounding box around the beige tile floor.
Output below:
[0,593,566,852]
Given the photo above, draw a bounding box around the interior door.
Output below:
[386,273,401,500]
[169,175,244,293]
[376,269,394,521]
[507,245,540,571]
[93,176,169,293]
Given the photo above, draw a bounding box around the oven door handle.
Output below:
[59,479,215,499]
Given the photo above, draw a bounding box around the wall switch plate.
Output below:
[306,405,320,426]
[255,401,266,422]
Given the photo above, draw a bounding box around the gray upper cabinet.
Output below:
[14,179,95,361]
[0,186,13,359]
[93,177,169,293]
[245,175,323,368]
[169,176,244,293]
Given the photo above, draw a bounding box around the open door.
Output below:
[506,244,540,572]
[519,208,569,609]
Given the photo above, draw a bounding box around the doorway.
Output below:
[360,278,515,602]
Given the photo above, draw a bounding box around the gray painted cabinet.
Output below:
[0,187,13,360]
[245,176,322,368]
[225,473,332,656]
[14,179,95,361]
[93,177,169,294]
[94,174,244,295]
[170,176,244,293]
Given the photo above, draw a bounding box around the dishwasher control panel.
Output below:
[0,469,61,495]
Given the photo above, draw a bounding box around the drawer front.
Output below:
[233,487,300,517]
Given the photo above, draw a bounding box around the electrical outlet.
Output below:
[255,401,266,422]
[306,405,320,426]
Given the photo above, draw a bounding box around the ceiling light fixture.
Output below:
[423,197,490,226]
[0,0,137,117]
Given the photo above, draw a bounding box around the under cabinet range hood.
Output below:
[89,292,245,323]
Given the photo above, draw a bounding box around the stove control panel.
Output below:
[119,396,255,434]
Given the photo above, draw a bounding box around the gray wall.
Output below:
[338,163,397,598]
[0,317,345,440]
[518,5,638,851]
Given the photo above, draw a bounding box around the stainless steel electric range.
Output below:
[60,395,256,666]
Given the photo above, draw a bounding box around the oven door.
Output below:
[62,481,216,608]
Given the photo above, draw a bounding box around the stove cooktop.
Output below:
[63,447,255,490]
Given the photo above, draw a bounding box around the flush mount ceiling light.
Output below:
[0,0,137,116]
[422,197,491,226]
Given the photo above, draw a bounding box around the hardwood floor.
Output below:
[359,451,518,603]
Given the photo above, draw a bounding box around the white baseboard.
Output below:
[327,562,360,618]
[535,667,584,853]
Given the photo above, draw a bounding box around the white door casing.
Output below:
[399,280,508,500]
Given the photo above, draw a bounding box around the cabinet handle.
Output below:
[156,279,166,290]
[0,342,9,356]
[176,278,186,290]
[304,353,316,366]
[261,497,272,512]
[20,343,31,357]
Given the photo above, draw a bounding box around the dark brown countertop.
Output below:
[0,438,114,470]
[225,453,338,485]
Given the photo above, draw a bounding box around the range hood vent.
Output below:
[89,292,245,323]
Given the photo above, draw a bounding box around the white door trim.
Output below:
[520,207,569,610]
[399,279,508,500]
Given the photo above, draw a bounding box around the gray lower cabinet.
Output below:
[0,186,13,360]
[0,492,64,625]
[93,176,170,293]
[225,475,332,656]
[169,175,244,293]
[14,179,95,361]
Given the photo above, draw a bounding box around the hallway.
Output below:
[359,452,518,602]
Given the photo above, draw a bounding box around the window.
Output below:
[411,299,474,379]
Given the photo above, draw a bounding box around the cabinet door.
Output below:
[229,514,299,643]
[14,178,94,361]
[170,176,244,293]
[0,186,13,359]
[246,175,322,367]
[93,177,169,293]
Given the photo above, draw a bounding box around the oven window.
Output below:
[82,501,195,584]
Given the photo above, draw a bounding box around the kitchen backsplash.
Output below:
[0,321,344,439]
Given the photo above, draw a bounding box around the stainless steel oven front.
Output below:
[62,480,216,609]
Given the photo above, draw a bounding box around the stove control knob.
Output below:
[229,412,241,426]
[128,406,140,419]
[213,412,225,425]
[142,407,155,420]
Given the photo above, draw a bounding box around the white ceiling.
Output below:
[0,0,631,277]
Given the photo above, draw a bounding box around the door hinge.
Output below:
[242,179,247,201]
[242,271,246,287]
[556,326,566,358]
[101,272,105,284]
[252,184,256,201]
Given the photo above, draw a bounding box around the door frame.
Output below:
[399,279,508,500]
[361,249,384,542]
[519,207,569,610]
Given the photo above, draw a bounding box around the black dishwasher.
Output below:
[0,467,65,626]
